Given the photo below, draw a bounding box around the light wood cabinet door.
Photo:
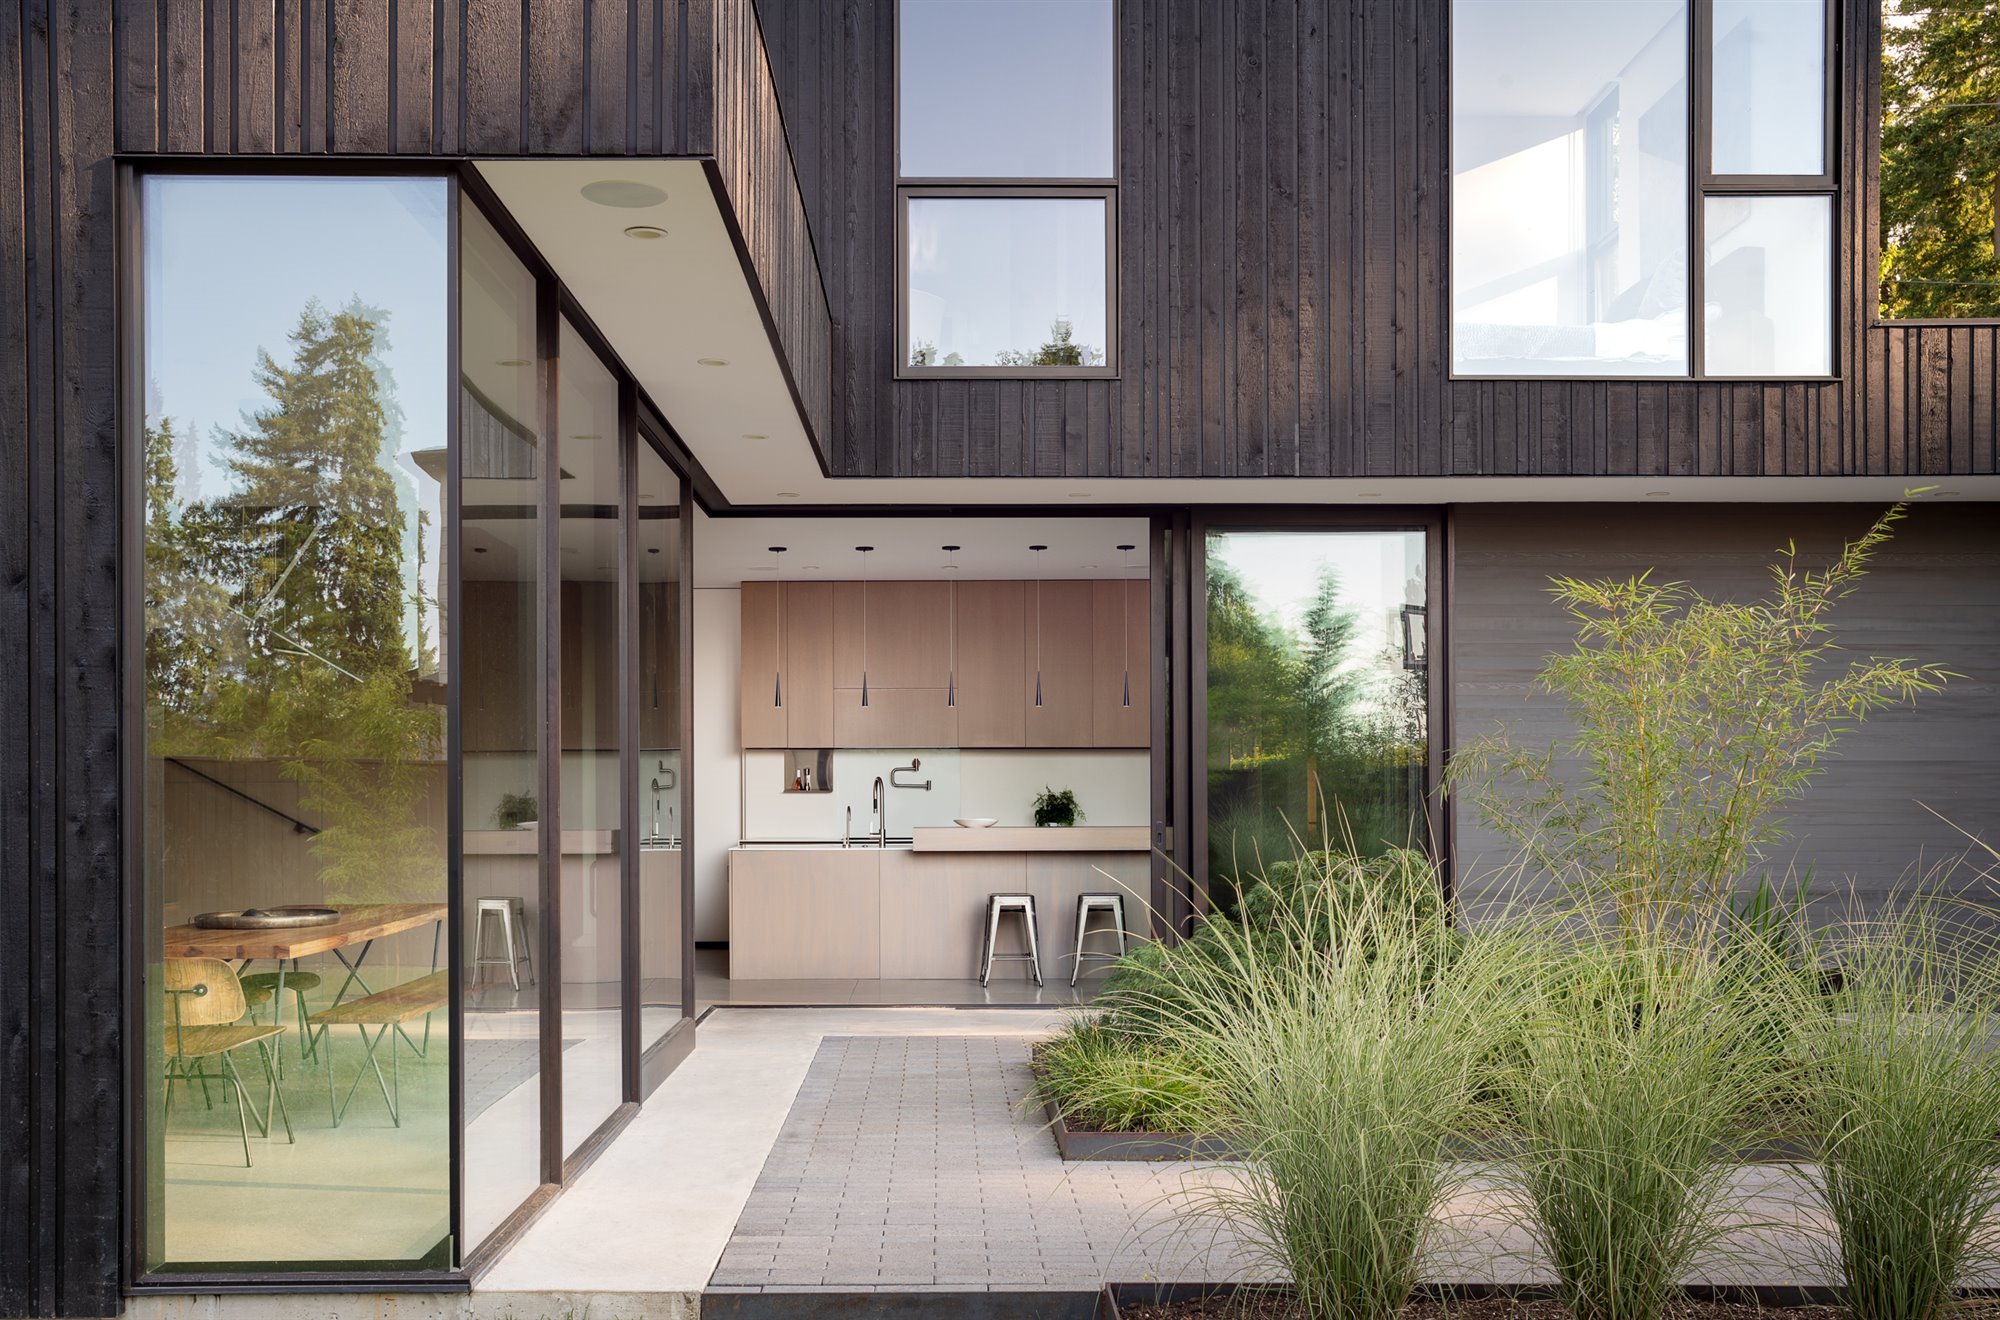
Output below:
[738,581,786,748]
[639,580,680,749]
[781,580,836,747]
[832,580,952,690]
[462,579,535,753]
[1092,579,1150,747]
[952,580,1025,747]
[1022,579,1095,748]
[832,685,956,748]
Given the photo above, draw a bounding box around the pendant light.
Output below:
[768,546,787,708]
[1030,544,1048,708]
[942,545,961,708]
[855,545,874,707]
[1117,543,1136,708]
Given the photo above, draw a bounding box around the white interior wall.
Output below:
[692,580,742,942]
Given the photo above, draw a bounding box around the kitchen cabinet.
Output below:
[952,580,1025,747]
[739,580,785,748]
[1092,579,1149,747]
[832,581,952,689]
[738,579,834,748]
[1021,579,1095,748]
[462,579,536,753]
[560,580,620,751]
[831,684,956,747]
[639,580,680,749]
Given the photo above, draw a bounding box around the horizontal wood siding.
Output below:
[760,0,2000,480]
[1451,504,2000,918]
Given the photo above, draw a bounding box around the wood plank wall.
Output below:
[1451,504,2000,919]
[759,0,2000,480]
[2,3,824,1313]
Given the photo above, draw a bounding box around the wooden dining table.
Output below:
[163,901,449,1060]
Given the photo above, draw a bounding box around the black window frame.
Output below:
[892,0,1121,380]
[1446,0,1842,383]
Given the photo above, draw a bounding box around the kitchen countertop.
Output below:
[910,825,1149,853]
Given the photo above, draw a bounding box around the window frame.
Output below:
[893,0,1121,380]
[1445,0,1842,382]
[894,183,1120,381]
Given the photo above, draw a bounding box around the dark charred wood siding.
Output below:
[760,0,2000,480]
[3,3,826,1313]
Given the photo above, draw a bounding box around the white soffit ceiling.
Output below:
[694,513,1150,588]
[473,163,2000,511]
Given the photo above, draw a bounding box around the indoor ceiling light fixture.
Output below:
[942,546,961,708]
[769,546,787,709]
[742,433,769,441]
[1118,543,1136,709]
[581,179,669,208]
[623,224,668,241]
[774,491,800,499]
[697,357,730,368]
[1031,544,1048,709]
[856,546,875,707]
[497,358,531,368]
[1645,490,1672,499]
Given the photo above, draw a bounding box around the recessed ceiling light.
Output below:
[742,433,769,441]
[1934,489,1961,497]
[570,433,600,440]
[648,547,661,555]
[582,179,669,208]
[497,358,530,368]
[774,490,800,499]
[698,357,730,368]
[623,224,668,241]
[1356,491,1383,499]
[802,564,821,572]
[1081,564,1098,571]
[1645,490,1672,498]
[1067,491,1092,499]
[472,546,488,554]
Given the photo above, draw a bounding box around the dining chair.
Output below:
[162,957,295,1167]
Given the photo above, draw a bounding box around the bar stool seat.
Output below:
[979,893,1043,988]
[473,896,535,990]
[1070,893,1129,986]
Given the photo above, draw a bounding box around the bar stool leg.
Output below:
[1113,897,1129,959]
[516,898,536,985]
[498,903,521,992]
[980,897,1001,988]
[1024,903,1043,988]
[1071,899,1091,988]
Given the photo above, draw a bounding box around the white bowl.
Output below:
[953,817,998,828]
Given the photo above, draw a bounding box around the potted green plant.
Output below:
[1032,786,1084,828]
[495,790,539,831]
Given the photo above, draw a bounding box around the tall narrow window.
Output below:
[141,174,452,1273]
[897,0,1118,376]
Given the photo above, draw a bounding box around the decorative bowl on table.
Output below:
[194,906,341,930]
[953,817,998,828]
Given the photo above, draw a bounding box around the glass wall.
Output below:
[1451,0,1690,376]
[458,202,547,1250]
[1710,0,1824,176]
[905,195,1110,368]
[1703,194,1833,376]
[140,174,452,1271]
[556,318,627,1155]
[637,440,685,1051]
[1203,530,1429,911]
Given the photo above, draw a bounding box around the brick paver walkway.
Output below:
[708,1035,1265,1293]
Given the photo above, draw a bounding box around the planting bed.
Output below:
[1110,1294,1850,1320]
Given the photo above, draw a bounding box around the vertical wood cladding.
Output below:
[760,0,2000,480]
[1451,504,2000,916]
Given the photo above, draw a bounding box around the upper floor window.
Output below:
[897,0,1118,376]
[1880,0,2000,321]
[1450,0,1834,379]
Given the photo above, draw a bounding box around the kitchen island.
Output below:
[727,833,1149,981]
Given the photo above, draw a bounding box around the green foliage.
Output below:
[1031,785,1083,827]
[495,791,540,831]
[994,316,1104,367]
[1450,503,1949,936]
[1881,0,2000,320]
[1029,1019,1212,1135]
[1490,934,1806,1320]
[1797,902,2000,1320]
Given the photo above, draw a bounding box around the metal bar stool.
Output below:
[472,896,535,990]
[979,893,1043,988]
[1070,892,1129,986]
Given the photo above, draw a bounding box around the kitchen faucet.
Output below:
[872,775,887,847]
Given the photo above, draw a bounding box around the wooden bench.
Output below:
[312,970,448,1127]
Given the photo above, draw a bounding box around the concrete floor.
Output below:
[692,946,1104,1010]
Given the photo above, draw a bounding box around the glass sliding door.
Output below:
[458,202,547,1251]
[138,173,452,1272]
[555,318,628,1155]
[637,439,686,1051]
[1200,527,1431,912]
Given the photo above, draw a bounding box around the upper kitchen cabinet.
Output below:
[639,580,681,749]
[1092,579,1148,748]
[1021,580,1095,749]
[832,581,953,689]
[952,580,1025,747]
[739,579,836,748]
[463,579,536,753]
[739,580,786,748]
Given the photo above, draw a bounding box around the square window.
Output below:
[903,194,1112,373]
[1703,194,1833,376]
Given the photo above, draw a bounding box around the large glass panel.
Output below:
[898,0,1114,179]
[557,318,626,1154]
[459,203,545,1249]
[1703,194,1833,376]
[141,174,451,1271]
[906,196,1109,369]
[1711,0,1823,176]
[638,442,685,1051]
[1204,531,1429,912]
[1451,0,1690,376]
